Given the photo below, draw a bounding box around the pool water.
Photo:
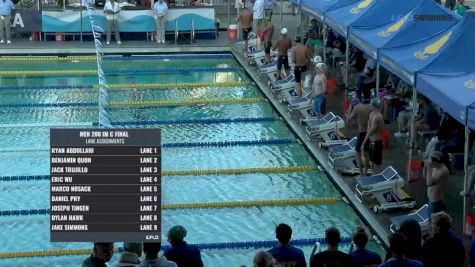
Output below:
[0,54,384,266]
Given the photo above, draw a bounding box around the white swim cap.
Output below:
[316,63,327,71]
[312,56,323,64]
[280,28,288,35]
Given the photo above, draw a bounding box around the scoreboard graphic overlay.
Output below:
[50,129,162,242]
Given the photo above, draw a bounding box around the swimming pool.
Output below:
[0,54,384,266]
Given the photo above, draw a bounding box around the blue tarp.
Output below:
[417,73,475,129]
[324,0,379,37]
[415,14,475,129]
[377,0,461,84]
[300,0,360,21]
[348,0,423,59]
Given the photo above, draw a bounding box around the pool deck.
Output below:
[0,10,468,250]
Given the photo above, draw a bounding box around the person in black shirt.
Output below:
[310,227,353,267]
[350,227,381,267]
[268,223,307,267]
[422,212,465,267]
[384,219,422,262]
[82,242,114,267]
[163,225,204,267]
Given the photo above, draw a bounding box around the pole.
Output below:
[322,25,326,63]
[406,87,417,186]
[345,38,349,100]
[375,62,380,98]
[80,0,83,42]
[280,0,283,29]
[463,106,470,234]
[227,0,230,28]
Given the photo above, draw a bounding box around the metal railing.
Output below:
[174,20,179,44]
[191,19,195,44]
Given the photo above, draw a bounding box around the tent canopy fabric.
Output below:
[377,1,461,84]
[300,0,360,21]
[348,0,423,59]
[417,72,475,129]
[324,0,378,37]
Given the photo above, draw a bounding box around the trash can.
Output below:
[228,24,238,40]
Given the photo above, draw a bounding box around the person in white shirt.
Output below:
[139,242,177,267]
[153,0,168,43]
[0,0,15,44]
[104,0,121,45]
[252,0,264,29]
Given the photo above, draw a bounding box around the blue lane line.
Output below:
[108,117,277,126]
[0,85,93,90]
[0,103,96,108]
[105,67,236,74]
[102,54,233,61]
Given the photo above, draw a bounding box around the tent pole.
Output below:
[407,87,417,186]
[280,0,283,29]
[322,26,327,63]
[345,38,349,101]
[375,62,380,98]
[463,106,470,235]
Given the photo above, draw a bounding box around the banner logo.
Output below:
[414,31,452,60]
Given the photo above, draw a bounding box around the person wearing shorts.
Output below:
[242,27,252,41]
[312,63,327,118]
[273,27,292,79]
[237,4,253,54]
[261,20,275,63]
[292,35,311,97]
[369,140,383,166]
[361,98,385,174]
[347,98,371,175]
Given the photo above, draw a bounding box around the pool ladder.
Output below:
[174,20,195,45]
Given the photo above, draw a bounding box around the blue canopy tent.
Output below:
[415,13,475,224]
[378,1,461,85]
[300,0,360,22]
[348,0,424,59]
[324,0,379,37]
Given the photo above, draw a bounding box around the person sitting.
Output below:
[393,81,413,138]
[140,242,177,267]
[411,96,440,150]
[422,212,465,267]
[340,47,365,89]
[253,251,276,267]
[350,227,382,267]
[310,227,352,267]
[267,223,306,267]
[82,243,114,267]
[163,225,203,267]
[356,54,376,102]
[379,233,423,267]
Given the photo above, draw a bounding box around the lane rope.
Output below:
[0,98,263,109]
[0,165,316,182]
[0,67,236,76]
[0,138,294,154]
[0,197,340,217]
[0,81,248,91]
[0,54,233,61]
[0,237,352,259]
[0,122,94,128]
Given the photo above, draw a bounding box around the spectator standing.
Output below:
[356,55,376,101]
[163,225,204,267]
[384,219,423,262]
[124,242,143,258]
[267,223,306,267]
[411,96,440,150]
[252,0,264,29]
[350,227,382,267]
[82,242,114,267]
[310,227,352,267]
[425,151,449,216]
[116,252,141,267]
[422,212,465,267]
[153,0,168,43]
[0,0,15,44]
[379,233,423,267]
[104,0,121,45]
[263,0,275,21]
[140,242,177,267]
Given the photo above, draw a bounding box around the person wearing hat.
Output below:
[311,62,327,118]
[425,151,449,217]
[260,19,274,64]
[361,98,385,175]
[82,242,114,267]
[272,27,292,80]
[310,227,352,267]
[346,97,371,176]
[116,252,140,267]
[163,225,203,267]
[291,35,312,97]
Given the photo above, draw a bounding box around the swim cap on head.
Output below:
[316,63,327,71]
[312,55,323,64]
[351,97,361,106]
[294,35,302,43]
[280,28,288,35]
[168,225,187,242]
[370,98,381,109]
